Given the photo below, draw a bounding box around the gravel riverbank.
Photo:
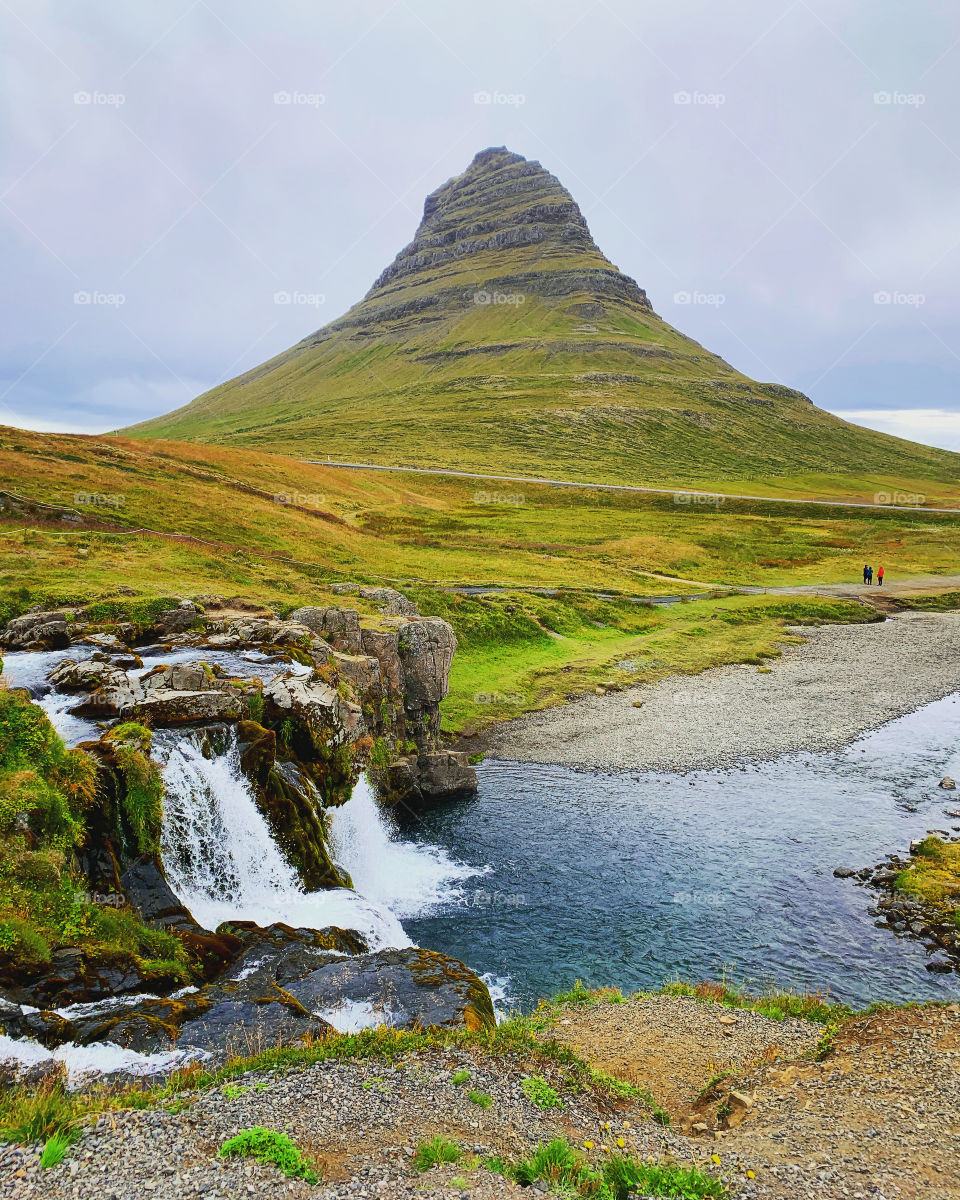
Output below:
[486,610,960,772]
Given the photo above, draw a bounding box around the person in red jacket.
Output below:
[877,565,885,586]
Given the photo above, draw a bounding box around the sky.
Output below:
[1,0,959,451]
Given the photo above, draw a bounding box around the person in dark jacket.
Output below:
[863,564,869,583]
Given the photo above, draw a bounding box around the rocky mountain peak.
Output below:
[366,146,646,307]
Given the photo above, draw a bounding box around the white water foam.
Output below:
[0,1034,209,1084]
[328,778,484,918]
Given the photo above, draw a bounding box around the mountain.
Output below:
[124,147,960,487]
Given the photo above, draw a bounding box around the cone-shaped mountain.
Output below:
[125,147,959,487]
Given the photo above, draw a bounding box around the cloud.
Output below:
[832,408,960,453]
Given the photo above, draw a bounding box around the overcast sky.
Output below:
[2,1,959,450]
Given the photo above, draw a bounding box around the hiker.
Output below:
[863,564,869,584]
[866,566,873,584]
[878,565,884,586]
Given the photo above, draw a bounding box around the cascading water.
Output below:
[156,730,481,949]
[328,776,483,916]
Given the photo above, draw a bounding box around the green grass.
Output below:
[39,1131,77,1169]
[896,590,960,611]
[505,1137,727,1199]
[0,1080,78,1145]
[0,689,188,985]
[450,1068,471,1085]
[219,1127,319,1182]
[657,979,851,1025]
[413,1136,462,1171]
[468,1089,493,1109]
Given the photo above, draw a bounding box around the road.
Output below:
[301,459,960,515]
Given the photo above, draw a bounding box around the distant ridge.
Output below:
[124,147,960,487]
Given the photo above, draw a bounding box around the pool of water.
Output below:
[401,694,960,1009]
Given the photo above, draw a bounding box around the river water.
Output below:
[402,694,960,1009]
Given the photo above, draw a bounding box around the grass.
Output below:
[450,1068,471,1085]
[0,688,188,985]
[413,1135,462,1170]
[39,1131,77,1169]
[219,1126,319,1182]
[504,1137,727,1198]
[468,1089,493,1109]
[657,979,851,1025]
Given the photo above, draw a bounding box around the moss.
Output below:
[114,745,163,856]
[105,722,153,751]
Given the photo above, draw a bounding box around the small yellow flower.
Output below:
[712,1154,722,1166]
[747,1170,756,1179]
[616,1137,625,1149]
[583,1140,594,1150]
[601,1144,610,1154]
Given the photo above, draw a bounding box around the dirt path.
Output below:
[543,994,960,1200]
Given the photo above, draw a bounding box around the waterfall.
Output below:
[157,732,480,949]
[329,777,483,917]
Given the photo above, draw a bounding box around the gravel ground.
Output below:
[1,1046,695,1200]
[486,611,960,772]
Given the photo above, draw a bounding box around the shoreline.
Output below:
[484,609,960,773]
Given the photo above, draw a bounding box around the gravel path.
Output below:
[487,610,960,772]
[1,1047,694,1200]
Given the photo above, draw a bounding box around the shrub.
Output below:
[0,918,51,972]
[219,1127,319,1183]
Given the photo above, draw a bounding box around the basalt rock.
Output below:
[287,606,362,654]
[384,751,478,805]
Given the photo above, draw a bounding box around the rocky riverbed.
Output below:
[486,609,960,772]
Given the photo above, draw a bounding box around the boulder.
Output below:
[396,618,456,705]
[287,606,362,654]
[385,751,478,804]
[360,627,403,693]
[330,650,383,698]
[358,587,419,617]
[263,673,361,745]
[156,600,201,634]
[939,777,956,790]
[284,946,495,1032]
[1,610,70,649]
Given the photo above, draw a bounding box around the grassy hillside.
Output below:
[121,148,960,492]
[4,425,960,733]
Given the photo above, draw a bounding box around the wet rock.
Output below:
[385,751,478,804]
[939,776,956,790]
[833,866,856,878]
[156,600,202,634]
[285,946,495,1032]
